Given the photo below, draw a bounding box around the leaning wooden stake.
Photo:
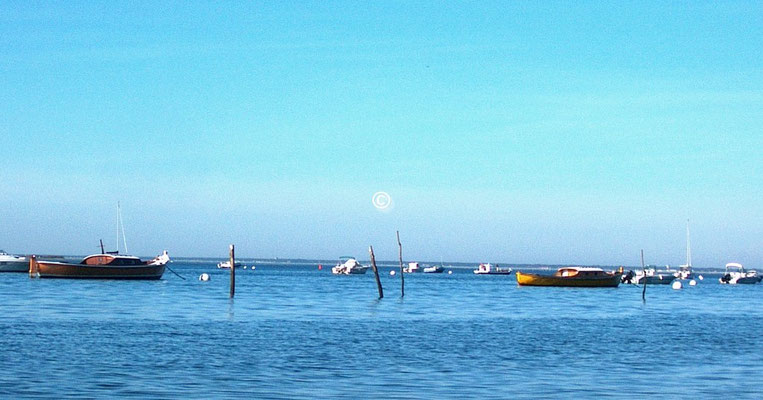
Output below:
[369,245,383,299]
[229,244,236,298]
[397,230,404,297]
[641,249,646,303]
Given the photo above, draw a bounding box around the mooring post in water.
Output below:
[229,244,236,298]
[369,246,383,299]
[397,230,404,297]
[641,249,646,302]
[29,255,38,278]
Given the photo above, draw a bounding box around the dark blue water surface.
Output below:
[1,262,762,399]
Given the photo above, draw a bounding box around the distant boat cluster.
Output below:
[325,221,760,287]
[3,219,759,285]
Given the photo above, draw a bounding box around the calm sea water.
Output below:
[1,261,762,399]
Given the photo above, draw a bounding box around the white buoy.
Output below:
[199,273,210,281]
[698,275,704,280]
[243,266,247,269]
[448,270,453,275]
[689,279,697,286]
[672,281,682,290]
[390,270,396,276]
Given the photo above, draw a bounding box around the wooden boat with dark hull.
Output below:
[516,267,622,287]
[29,251,170,280]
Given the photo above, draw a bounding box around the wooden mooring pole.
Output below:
[369,246,383,299]
[230,244,236,298]
[397,230,404,297]
[29,255,39,278]
[640,249,646,303]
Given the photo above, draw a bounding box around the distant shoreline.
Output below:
[18,254,727,273]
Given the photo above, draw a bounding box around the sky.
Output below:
[1,1,761,267]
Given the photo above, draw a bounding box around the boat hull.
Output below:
[635,275,676,285]
[720,276,761,285]
[0,261,28,272]
[516,271,621,287]
[30,260,165,280]
[474,271,512,275]
[332,267,368,275]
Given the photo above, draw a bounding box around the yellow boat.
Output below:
[516,267,622,287]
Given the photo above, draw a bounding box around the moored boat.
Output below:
[719,263,761,285]
[29,251,170,280]
[473,263,512,275]
[674,265,693,280]
[403,262,422,273]
[516,267,622,287]
[332,257,368,275]
[217,261,243,269]
[422,264,445,273]
[633,267,677,285]
[0,250,28,272]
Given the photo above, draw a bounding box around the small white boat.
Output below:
[332,257,369,275]
[217,261,243,269]
[719,263,761,284]
[633,267,676,285]
[0,250,28,272]
[423,264,445,273]
[674,265,693,280]
[403,262,422,273]
[473,263,512,275]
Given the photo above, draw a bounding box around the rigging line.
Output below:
[165,264,186,280]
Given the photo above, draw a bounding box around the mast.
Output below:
[686,219,691,268]
[116,202,120,254]
[119,202,128,254]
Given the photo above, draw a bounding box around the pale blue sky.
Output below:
[1,1,761,267]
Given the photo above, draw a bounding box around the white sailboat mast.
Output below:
[116,202,120,254]
[686,219,691,268]
[118,202,129,254]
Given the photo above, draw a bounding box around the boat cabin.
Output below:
[81,254,145,266]
[403,262,421,273]
[725,262,745,273]
[555,267,608,277]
